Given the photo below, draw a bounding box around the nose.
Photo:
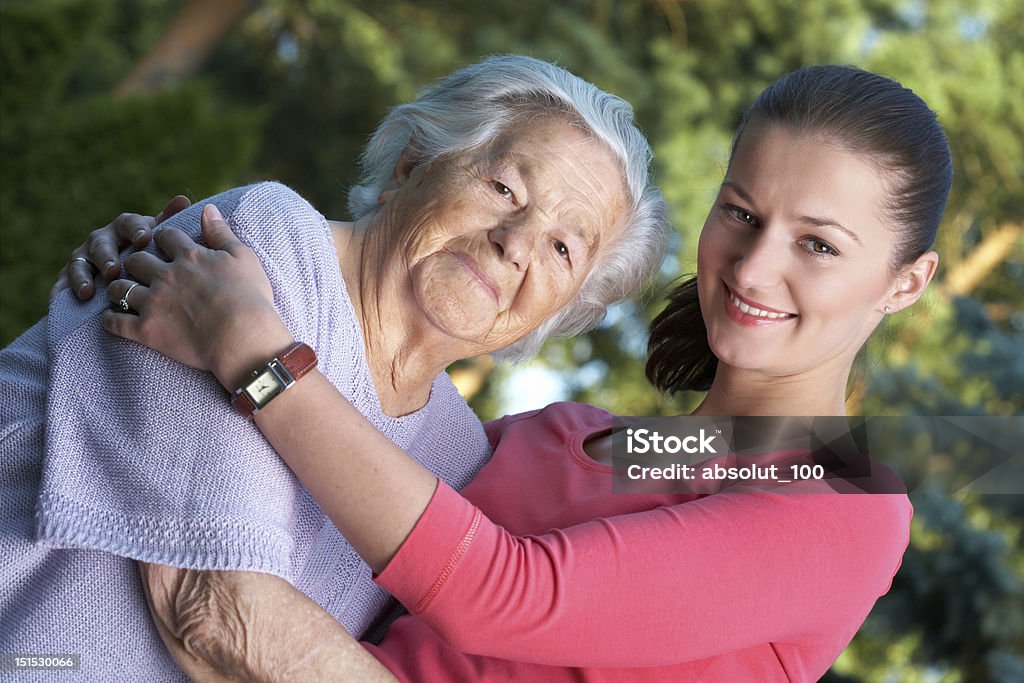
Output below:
[489,223,539,271]
[731,232,783,291]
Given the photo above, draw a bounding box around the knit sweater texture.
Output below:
[0,182,491,681]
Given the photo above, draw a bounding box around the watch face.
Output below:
[245,369,283,406]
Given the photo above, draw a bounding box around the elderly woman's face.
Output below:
[379,117,628,351]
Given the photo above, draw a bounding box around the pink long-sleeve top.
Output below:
[366,402,912,681]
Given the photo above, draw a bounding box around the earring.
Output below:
[884,305,893,314]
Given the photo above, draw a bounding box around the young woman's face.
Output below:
[697,124,900,379]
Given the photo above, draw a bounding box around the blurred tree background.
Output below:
[1,0,1021,680]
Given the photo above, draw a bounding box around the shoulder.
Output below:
[211,181,328,245]
[211,182,334,289]
[835,491,913,544]
[190,183,341,344]
[155,182,328,246]
[230,181,323,227]
[484,401,614,448]
[781,490,913,601]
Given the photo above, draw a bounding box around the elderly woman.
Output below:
[0,55,667,680]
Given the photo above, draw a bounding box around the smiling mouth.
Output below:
[448,249,500,303]
[724,284,797,321]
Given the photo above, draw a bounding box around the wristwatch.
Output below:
[231,342,318,418]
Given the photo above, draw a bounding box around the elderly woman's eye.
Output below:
[492,181,514,201]
[725,205,759,227]
[554,240,570,261]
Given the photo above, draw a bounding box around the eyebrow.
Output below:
[721,180,863,246]
[722,180,755,206]
[575,222,600,260]
[501,154,532,203]
[798,215,862,245]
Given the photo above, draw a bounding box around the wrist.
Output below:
[212,313,296,392]
[229,341,318,418]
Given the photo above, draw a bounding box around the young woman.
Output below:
[90,64,952,681]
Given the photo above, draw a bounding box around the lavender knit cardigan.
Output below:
[0,182,491,681]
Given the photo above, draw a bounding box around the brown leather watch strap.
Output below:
[231,342,318,418]
[277,341,318,379]
[231,389,259,417]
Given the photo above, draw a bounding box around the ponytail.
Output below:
[645,277,717,393]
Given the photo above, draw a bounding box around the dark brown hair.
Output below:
[647,65,953,394]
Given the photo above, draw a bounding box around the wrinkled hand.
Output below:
[101,204,291,389]
[139,563,396,682]
[50,195,191,303]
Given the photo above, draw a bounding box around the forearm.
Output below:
[230,572,397,683]
[141,565,397,682]
[253,370,438,572]
[209,322,437,574]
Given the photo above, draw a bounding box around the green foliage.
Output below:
[1,0,1020,679]
[0,0,261,344]
[0,0,106,120]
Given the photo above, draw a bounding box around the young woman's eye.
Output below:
[492,181,514,201]
[800,238,839,258]
[553,240,570,261]
[724,205,759,227]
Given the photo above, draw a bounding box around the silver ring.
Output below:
[71,257,98,275]
[119,282,141,313]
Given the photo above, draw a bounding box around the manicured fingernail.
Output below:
[76,281,88,293]
[206,204,223,220]
[133,229,146,241]
[103,260,116,271]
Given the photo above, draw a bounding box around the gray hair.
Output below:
[348,54,669,361]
